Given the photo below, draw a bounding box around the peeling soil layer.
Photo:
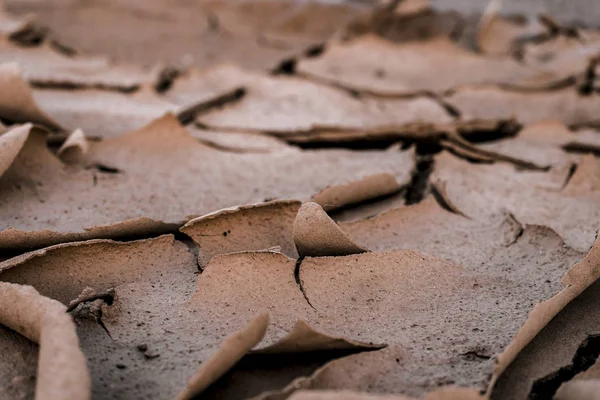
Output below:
[1,1,600,400]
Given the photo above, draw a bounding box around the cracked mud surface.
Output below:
[1,1,600,399]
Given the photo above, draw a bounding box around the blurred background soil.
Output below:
[3,0,597,71]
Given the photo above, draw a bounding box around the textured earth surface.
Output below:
[1,1,600,400]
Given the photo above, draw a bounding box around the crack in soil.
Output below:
[529,334,600,399]
[295,256,316,310]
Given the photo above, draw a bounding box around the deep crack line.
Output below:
[294,257,316,310]
[430,182,466,217]
[154,66,180,93]
[560,163,579,190]
[176,87,246,125]
[95,308,113,339]
[528,334,600,399]
[405,142,439,205]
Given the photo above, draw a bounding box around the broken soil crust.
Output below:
[0,62,245,139]
[181,200,302,267]
[493,274,600,399]
[176,198,598,397]
[195,235,590,398]
[472,120,600,167]
[0,235,377,400]
[0,116,414,251]
[3,218,590,398]
[3,153,597,398]
[0,281,90,400]
[445,86,600,127]
[1,1,600,399]
[432,150,600,252]
[296,34,533,96]
[4,0,368,71]
[194,64,453,133]
[0,36,155,90]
